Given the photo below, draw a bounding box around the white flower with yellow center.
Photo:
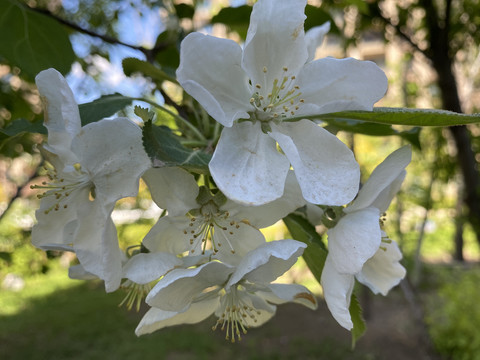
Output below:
[31,68,151,292]
[321,146,411,330]
[176,0,387,206]
[142,167,305,265]
[135,240,317,342]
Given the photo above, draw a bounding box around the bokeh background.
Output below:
[1,0,480,359]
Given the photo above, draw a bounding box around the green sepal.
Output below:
[142,120,211,174]
[196,186,214,206]
[134,106,155,123]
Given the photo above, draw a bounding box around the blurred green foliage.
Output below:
[425,266,480,360]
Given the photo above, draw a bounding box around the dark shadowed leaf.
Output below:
[79,94,134,126]
[122,57,177,84]
[283,214,327,283]
[0,118,46,139]
[211,5,252,39]
[0,0,75,79]
[324,119,421,149]
[142,120,211,174]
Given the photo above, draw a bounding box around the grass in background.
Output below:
[0,266,374,360]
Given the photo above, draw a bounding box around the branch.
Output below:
[23,3,168,61]
[0,164,40,223]
[374,4,431,59]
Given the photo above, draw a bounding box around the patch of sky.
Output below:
[63,0,164,105]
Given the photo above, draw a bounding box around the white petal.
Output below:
[209,122,290,205]
[177,32,252,127]
[31,188,85,250]
[72,118,151,203]
[35,68,81,144]
[227,239,306,287]
[243,0,308,90]
[135,296,219,336]
[142,216,192,255]
[294,57,388,116]
[122,252,182,284]
[68,264,98,280]
[305,202,325,225]
[347,146,411,213]
[328,207,381,275]
[213,222,266,266]
[356,239,406,295]
[321,257,354,330]
[73,200,121,292]
[305,22,330,62]
[146,261,234,312]
[270,120,360,205]
[262,283,317,310]
[222,171,306,228]
[142,167,198,217]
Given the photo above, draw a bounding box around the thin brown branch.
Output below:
[0,164,40,223]
[22,3,168,60]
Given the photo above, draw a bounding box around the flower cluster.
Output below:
[30,0,409,341]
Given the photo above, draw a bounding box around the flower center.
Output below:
[212,286,261,343]
[185,202,241,255]
[31,162,93,214]
[119,279,152,312]
[249,66,305,122]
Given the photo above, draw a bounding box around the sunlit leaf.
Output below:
[318,107,480,127]
[0,0,75,78]
[142,120,211,174]
[79,94,134,126]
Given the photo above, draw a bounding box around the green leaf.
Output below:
[154,30,180,70]
[318,107,480,127]
[349,293,366,348]
[142,120,211,174]
[324,118,421,149]
[174,3,195,19]
[0,0,75,78]
[133,106,155,123]
[0,118,46,138]
[211,5,252,40]
[78,94,134,126]
[122,57,177,84]
[283,214,328,283]
[304,5,339,34]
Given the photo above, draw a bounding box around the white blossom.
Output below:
[321,146,411,329]
[31,68,151,292]
[177,0,387,206]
